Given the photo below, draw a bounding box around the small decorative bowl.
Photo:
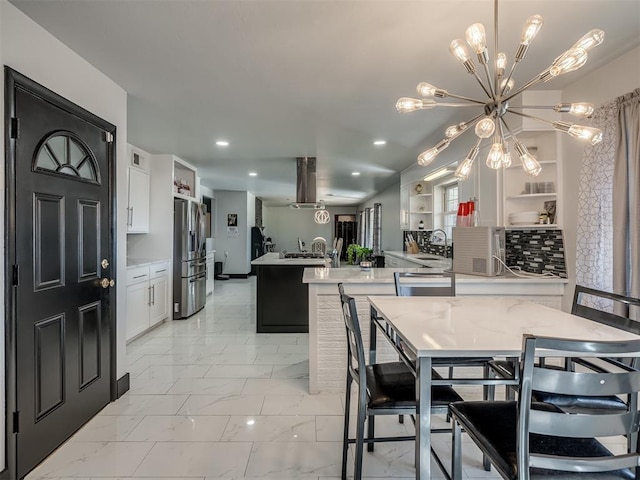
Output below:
[360,261,372,271]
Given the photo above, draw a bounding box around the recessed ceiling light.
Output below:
[352,172,361,176]
[373,140,386,146]
[216,140,229,147]
[248,172,258,176]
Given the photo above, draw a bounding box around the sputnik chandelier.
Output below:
[396,0,604,180]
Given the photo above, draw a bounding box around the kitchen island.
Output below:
[302,265,568,393]
[251,252,329,333]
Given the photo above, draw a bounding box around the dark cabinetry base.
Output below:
[256,265,311,333]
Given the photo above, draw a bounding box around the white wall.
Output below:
[214,190,253,274]
[358,181,403,252]
[0,0,128,470]
[263,206,356,253]
[560,46,640,311]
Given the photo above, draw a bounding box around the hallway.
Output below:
[27,278,499,479]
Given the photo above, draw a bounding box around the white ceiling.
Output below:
[10,0,640,205]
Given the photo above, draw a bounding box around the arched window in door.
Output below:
[33,131,101,184]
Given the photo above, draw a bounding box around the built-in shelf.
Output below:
[507,193,557,200]
[410,211,433,214]
[414,193,433,197]
[507,224,558,229]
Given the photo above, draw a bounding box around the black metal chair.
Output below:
[337,283,463,480]
[394,271,494,380]
[450,334,640,480]
[488,286,640,409]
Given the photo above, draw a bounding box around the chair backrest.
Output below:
[572,285,640,335]
[394,271,455,297]
[337,283,366,391]
[517,334,640,477]
[311,237,327,255]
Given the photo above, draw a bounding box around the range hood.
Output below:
[290,157,324,209]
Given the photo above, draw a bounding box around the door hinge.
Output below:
[12,265,19,286]
[10,117,19,139]
[104,131,113,143]
[12,411,19,434]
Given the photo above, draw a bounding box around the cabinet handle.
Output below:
[152,285,155,305]
[132,274,148,279]
[130,207,134,226]
[154,269,167,274]
[148,286,152,306]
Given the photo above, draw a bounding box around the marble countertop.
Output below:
[384,250,452,268]
[368,296,639,357]
[252,252,331,266]
[127,257,170,268]
[302,266,567,284]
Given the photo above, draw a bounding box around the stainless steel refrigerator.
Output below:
[173,198,207,319]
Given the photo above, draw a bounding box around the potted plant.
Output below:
[346,244,373,265]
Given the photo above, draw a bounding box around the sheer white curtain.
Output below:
[576,88,640,314]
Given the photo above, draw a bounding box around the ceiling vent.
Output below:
[290,157,324,209]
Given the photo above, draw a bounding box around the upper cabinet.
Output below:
[126,145,150,233]
[400,185,410,230]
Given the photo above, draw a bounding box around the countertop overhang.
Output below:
[252,252,331,266]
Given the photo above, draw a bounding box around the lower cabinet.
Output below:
[385,255,418,268]
[126,261,170,341]
[205,253,215,295]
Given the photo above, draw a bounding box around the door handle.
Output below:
[148,286,152,305]
[151,284,155,305]
[100,278,115,288]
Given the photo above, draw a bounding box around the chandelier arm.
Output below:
[444,93,487,105]
[508,109,555,128]
[494,0,499,96]
[499,62,518,96]
[482,62,496,98]
[471,70,493,98]
[435,103,486,108]
[500,117,517,141]
[503,74,545,103]
[508,105,555,110]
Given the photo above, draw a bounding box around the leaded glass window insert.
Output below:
[34,132,100,184]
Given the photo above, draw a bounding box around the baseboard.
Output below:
[228,273,249,279]
[116,373,130,398]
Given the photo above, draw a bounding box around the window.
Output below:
[442,183,458,238]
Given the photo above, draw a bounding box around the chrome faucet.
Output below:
[431,229,449,258]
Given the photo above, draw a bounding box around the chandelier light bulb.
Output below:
[553,102,595,118]
[455,144,480,181]
[548,47,588,78]
[496,52,507,76]
[416,82,436,97]
[486,142,504,169]
[514,141,542,176]
[572,29,605,52]
[502,147,513,168]
[449,39,471,63]
[475,117,495,138]
[521,15,543,45]
[395,97,436,113]
[500,78,515,95]
[466,23,487,54]
[417,139,449,166]
[567,125,603,145]
[445,122,468,138]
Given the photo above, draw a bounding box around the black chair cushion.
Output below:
[488,360,628,413]
[366,362,463,410]
[450,401,635,480]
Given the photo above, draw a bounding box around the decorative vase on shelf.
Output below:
[415,183,423,194]
[418,220,425,230]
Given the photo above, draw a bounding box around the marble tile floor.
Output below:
[26,278,625,480]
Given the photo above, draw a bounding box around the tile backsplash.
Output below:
[505,229,567,277]
[402,228,567,277]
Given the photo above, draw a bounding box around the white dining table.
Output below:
[367,295,640,480]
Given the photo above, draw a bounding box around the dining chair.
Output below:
[488,286,640,408]
[450,334,640,480]
[394,271,494,381]
[337,283,463,480]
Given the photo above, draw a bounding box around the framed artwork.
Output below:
[227,213,238,227]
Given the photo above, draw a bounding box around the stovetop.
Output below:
[283,252,325,259]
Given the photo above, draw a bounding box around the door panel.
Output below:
[6,69,116,479]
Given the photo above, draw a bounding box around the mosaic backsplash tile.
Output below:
[403,230,453,258]
[505,229,567,277]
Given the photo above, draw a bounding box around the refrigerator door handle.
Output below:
[189,272,207,283]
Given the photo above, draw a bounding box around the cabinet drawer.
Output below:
[150,261,170,279]
[127,266,150,285]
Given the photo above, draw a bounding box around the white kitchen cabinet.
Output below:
[126,261,170,341]
[126,166,150,233]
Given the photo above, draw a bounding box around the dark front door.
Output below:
[5,68,116,479]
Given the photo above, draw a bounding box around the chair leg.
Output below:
[448,365,454,379]
[367,415,375,452]
[483,363,495,401]
[355,389,367,480]
[342,376,352,480]
[451,416,463,480]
